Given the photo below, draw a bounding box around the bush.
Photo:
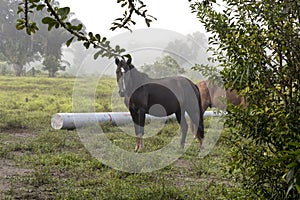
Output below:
[192,0,300,199]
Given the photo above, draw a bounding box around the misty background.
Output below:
[61,29,210,80]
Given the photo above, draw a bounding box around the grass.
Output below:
[0,75,249,199]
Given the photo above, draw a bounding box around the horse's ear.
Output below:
[126,56,132,65]
[126,57,135,70]
[115,57,120,65]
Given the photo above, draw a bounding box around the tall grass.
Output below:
[0,76,248,199]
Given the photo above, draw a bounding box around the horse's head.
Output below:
[115,57,134,97]
[197,80,212,111]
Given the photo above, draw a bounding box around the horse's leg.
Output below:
[131,109,145,152]
[187,109,204,151]
[189,120,197,139]
[175,111,188,149]
[194,115,204,150]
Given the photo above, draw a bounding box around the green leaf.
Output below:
[121,2,127,7]
[17,5,24,14]
[94,49,104,60]
[57,7,70,19]
[83,42,90,49]
[26,28,32,35]
[16,23,25,30]
[36,4,45,11]
[66,37,75,47]
[95,34,101,42]
[88,32,94,39]
[42,17,59,30]
[72,24,83,31]
[101,37,107,43]
[145,19,152,27]
[16,19,26,30]
[115,45,120,52]
[104,41,110,47]
[41,17,57,24]
[29,3,37,9]
[120,48,126,53]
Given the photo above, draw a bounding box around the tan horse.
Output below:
[191,80,246,135]
[195,80,212,113]
[204,80,246,110]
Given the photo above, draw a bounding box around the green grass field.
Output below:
[0,76,248,199]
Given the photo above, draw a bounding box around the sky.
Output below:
[57,0,206,37]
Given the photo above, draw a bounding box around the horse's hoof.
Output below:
[140,141,144,149]
[135,137,144,152]
[198,146,205,152]
[134,145,143,152]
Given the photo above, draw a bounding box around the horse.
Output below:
[115,57,204,152]
[204,80,246,110]
[195,80,212,113]
[191,80,246,135]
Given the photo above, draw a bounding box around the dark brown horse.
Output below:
[191,80,246,135]
[115,57,204,152]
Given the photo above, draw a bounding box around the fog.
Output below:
[62,28,209,79]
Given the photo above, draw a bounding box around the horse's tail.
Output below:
[192,83,203,115]
[189,83,204,140]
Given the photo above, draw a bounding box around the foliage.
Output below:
[0,0,42,76]
[110,0,157,31]
[34,1,75,77]
[191,0,300,199]
[192,63,223,84]
[42,55,67,77]
[17,0,153,59]
[141,55,185,78]
[61,42,94,76]
[164,32,209,66]
[0,0,77,76]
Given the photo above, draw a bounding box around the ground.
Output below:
[0,76,247,199]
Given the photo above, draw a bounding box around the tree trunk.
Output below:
[48,68,56,77]
[12,63,23,77]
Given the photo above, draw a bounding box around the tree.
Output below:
[0,0,42,76]
[0,0,75,76]
[35,3,79,77]
[42,55,67,77]
[191,0,300,199]
[141,55,185,78]
[164,32,208,66]
[16,0,155,59]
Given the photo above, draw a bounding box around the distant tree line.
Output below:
[0,0,84,77]
[141,55,185,78]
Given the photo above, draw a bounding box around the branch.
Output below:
[17,0,127,59]
[111,0,157,31]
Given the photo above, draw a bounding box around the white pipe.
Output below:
[51,111,220,130]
